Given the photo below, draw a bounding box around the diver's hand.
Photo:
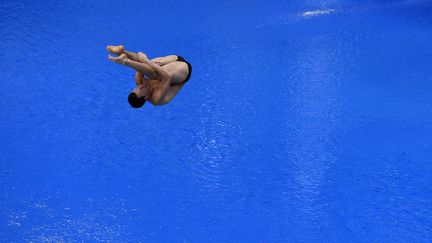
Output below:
[137,52,149,62]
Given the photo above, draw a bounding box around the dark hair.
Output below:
[128,92,146,108]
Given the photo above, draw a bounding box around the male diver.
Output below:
[107,45,192,108]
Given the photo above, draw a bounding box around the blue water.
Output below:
[1,0,432,242]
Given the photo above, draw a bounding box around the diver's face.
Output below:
[133,84,149,99]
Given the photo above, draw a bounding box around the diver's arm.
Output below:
[151,73,172,104]
[108,54,158,79]
[135,72,144,85]
[138,53,172,78]
[160,84,184,105]
[138,53,173,104]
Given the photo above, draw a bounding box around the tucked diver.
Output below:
[107,45,192,108]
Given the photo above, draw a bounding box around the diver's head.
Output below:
[128,84,148,108]
[128,92,146,108]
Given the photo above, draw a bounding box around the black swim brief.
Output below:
[176,55,192,83]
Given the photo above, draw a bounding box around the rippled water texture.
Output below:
[1,0,432,242]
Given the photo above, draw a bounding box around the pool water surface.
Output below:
[1,0,432,242]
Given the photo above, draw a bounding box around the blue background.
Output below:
[1,0,432,242]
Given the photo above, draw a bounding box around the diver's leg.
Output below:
[151,55,178,65]
[124,50,148,62]
[138,52,188,85]
[162,62,189,84]
[108,54,158,79]
[107,45,149,63]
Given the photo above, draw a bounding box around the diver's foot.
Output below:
[108,53,129,64]
[106,45,125,55]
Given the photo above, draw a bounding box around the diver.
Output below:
[107,45,192,108]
